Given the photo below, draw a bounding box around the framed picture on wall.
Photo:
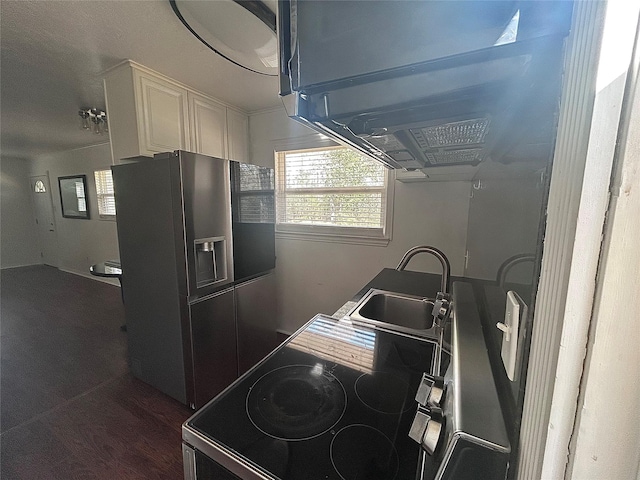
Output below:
[58,175,90,219]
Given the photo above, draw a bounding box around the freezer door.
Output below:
[235,273,278,375]
[190,288,238,409]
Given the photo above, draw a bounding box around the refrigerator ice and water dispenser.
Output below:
[195,236,227,288]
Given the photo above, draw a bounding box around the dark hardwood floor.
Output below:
[1,266,193,479]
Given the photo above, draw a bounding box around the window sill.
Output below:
[98,215,117,222]
[275,230,390,247]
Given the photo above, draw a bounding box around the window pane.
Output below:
[282,192,383,228]
[276,147,388,235]
[94,169,116,217]
[98,196,116,216]
[94,169,114,195]
[283,149,385,189]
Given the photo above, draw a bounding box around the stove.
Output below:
[182,282,510,480]
[183,313,440,479]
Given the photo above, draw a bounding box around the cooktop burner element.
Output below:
[355,371,412,414]
[246,364,347,441]
[331,425,399,480]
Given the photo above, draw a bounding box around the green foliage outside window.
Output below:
[278,148,386,230]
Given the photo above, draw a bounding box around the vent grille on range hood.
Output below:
[426,149,486,165]
[361,117,492,168]
[412,118,491,148]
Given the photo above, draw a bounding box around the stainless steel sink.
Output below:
[348,289,435,333]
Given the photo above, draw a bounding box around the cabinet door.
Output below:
[190,288,238,409]
[226,108,249,162]
[235,273,277,375]
[189,93,227,158]
[135,71,190,154]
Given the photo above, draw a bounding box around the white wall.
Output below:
[250,108,471,333]
[30,143,120,282]
[1,156,40,268]
[249,107,320,168]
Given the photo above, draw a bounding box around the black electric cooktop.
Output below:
[184,314,441,480]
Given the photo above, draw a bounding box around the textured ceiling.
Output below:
[0,0,281,160]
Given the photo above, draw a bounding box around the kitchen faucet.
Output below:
[395,246,452,325]
[396,245,451,295]
[396,246,452,375]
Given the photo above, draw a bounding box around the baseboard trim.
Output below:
[0,262,42,270]
[58,267,120,287]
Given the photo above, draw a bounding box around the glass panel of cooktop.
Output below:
[188,315,436,480]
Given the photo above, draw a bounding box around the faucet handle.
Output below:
[432,292,452,327]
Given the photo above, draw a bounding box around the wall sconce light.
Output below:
[78,108,108,135]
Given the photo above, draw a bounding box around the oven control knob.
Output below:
[422,407,444,456]
[408,407,444,456]
[415,374,445,408]
[428,377,445,408]
[408,408,430,444]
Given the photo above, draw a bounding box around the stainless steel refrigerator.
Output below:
[112,151,276,409]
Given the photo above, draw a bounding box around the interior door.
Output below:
[29,174,58,267]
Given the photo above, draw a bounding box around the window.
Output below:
[275,146,393,244]
[94,169,116,219]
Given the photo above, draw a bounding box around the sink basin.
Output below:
[348,289,435,332]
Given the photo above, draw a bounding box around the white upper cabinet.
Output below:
[135,70,190,155]
[104,60,249,164]
[188,92,227,159]
[227,108,249,162]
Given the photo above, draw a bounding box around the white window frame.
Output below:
[275,145,394,246]
[93,168,116,220]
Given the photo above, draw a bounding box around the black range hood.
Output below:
[278,1,573,170]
